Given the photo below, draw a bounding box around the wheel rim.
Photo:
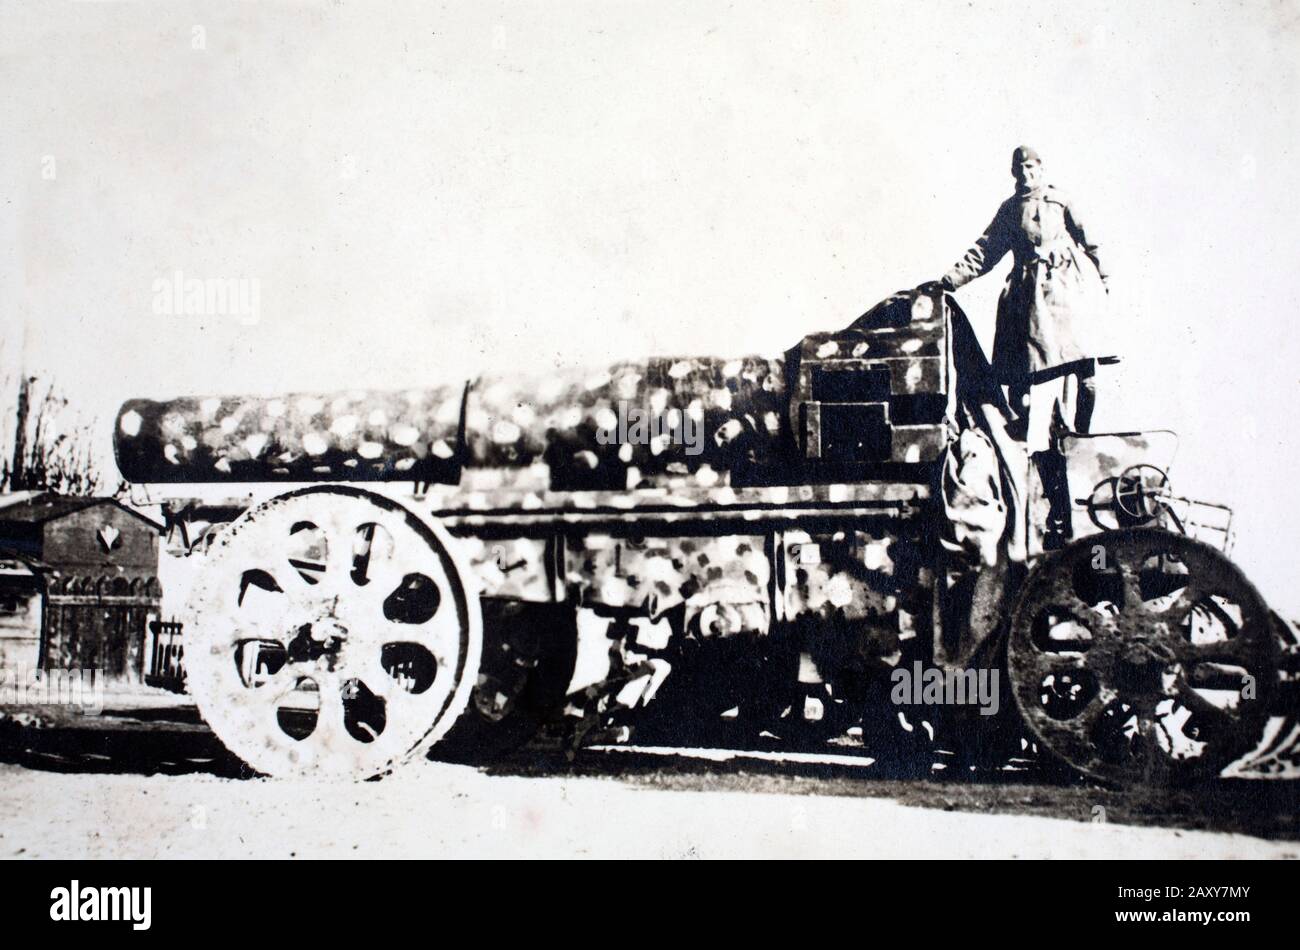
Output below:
[1008,528,1276,785]
[182,486,480,778]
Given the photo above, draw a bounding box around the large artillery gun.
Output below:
[115,292,1300,784]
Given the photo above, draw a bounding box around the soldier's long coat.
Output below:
[944,184,1108,383]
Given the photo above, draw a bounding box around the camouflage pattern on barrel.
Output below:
[114,293,950,490]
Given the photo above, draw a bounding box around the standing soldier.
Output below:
[924,146,1111,444]
[922,146,1114,554]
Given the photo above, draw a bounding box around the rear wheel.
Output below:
[1008,528,1278,786]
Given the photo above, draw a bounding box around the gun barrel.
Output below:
[114,385,466,484]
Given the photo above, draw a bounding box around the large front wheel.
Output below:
[182,486,481,778]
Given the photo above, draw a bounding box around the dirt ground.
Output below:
[0,697,1296,859]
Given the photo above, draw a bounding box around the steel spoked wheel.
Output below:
[1008,528,1277,786]
[183,486,481,779]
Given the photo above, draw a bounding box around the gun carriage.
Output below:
[114,292,1300,784]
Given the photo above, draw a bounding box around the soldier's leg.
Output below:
[1074,362,1097,434]
[1033,450,1071,549]
[1024,378,1075,554]
[990,387,1030,563]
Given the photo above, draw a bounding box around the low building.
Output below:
[0,552,45,671]
[0,494,164,681]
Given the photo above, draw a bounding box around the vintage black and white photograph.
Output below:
[1,0,1298,883]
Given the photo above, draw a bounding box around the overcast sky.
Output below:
[3,0,1299,611]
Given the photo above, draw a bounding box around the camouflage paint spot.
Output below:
[492,420,522,443]
[390,424,419,446]
[244,433,268,457]
[715,419,744,445]
[695,466,719,487]
[435,399,461,425]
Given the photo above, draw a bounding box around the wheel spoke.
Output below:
[362,560,407,607]
[1154,564,1197,608]
[1174,635,1250,666]
[307,674,347,748]
[1118,562,1143,611]
[1185,662,1250,691]
[1172,678,1237,734]
[1128,714,1169,772]
[233,600,299,645]
[320,512,363,595]
[1029,692,1113,773]
[351,652,398,701]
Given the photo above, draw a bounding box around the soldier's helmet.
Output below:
[1011,145,1041,171]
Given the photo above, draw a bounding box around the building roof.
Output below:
[0,493,163,532]
[0,491,44,511]
[0,547,49,578]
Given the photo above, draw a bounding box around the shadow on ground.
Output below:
[0,706,251,779]
[2,705,1297,845]
[471,738,1300,844]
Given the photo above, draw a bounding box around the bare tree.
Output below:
[2,375,109,496]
